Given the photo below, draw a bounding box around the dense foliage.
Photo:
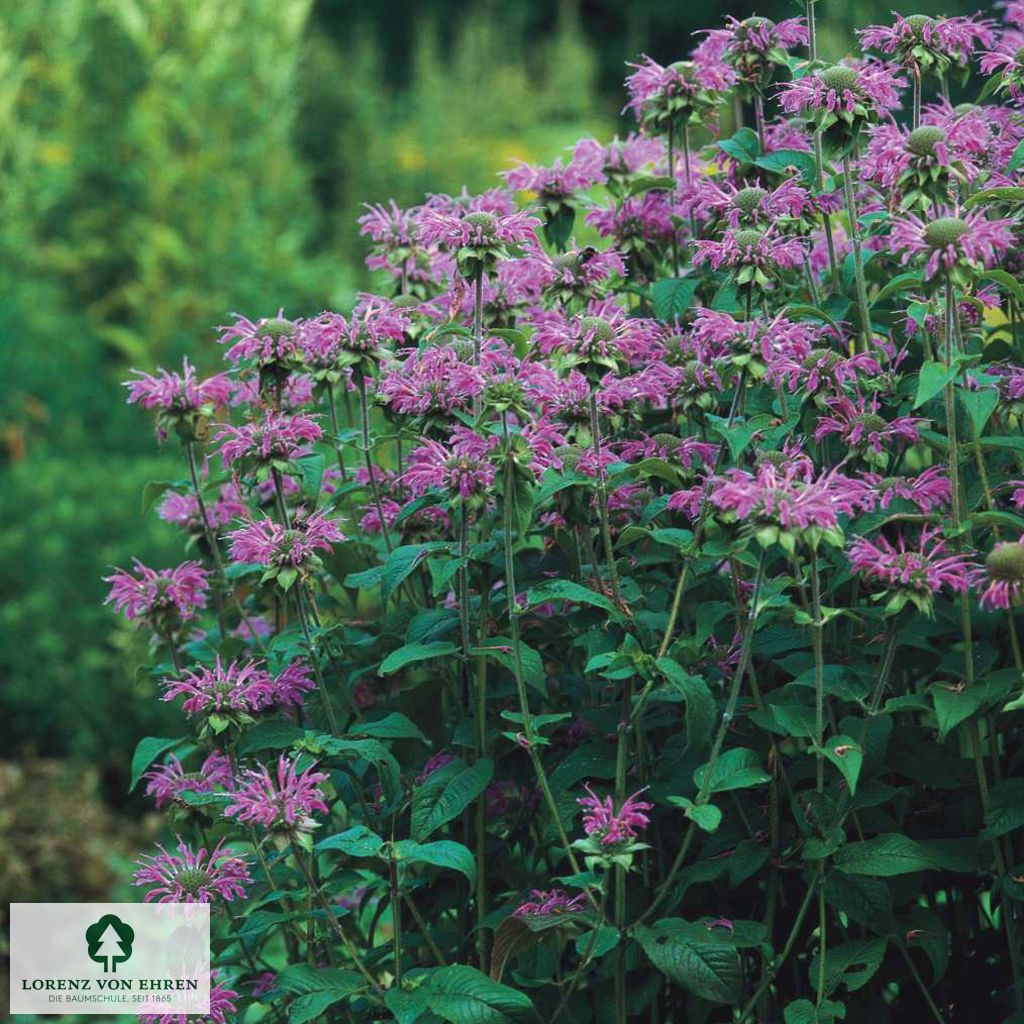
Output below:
[112,4,1024,1023]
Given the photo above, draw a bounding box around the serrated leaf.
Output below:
[694,748,771,794]
[633,919,744,1004]
[914,361,959,409]
[352,712,428,742]
[668,796,722,832]
[810,735,863,795]
[784,998,847,1024]
[835,834,978,876]
[412,758,493,841]
[809,938,887,995]
[420,965,537,1024]
[982,778,1024,839]
[237,720,304,755]
[394,839,477,885]
[316,825,384,857]
[525,579,617,615]
[652,277,700,321]
[382,544,446,600]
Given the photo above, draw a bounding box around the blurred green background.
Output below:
[0,0,982,901]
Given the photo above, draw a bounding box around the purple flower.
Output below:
[693,227,806,283]
[161,657,314,717]
[694,16,807,91]
[513,888,588,918]
[502,154,605,199]
[124,358,233,439]
[224,754,330,832]
[416,753,455,783]
[133,837,251,904]
[402,434,498,502]
[848,527,973,613]
[416,207,540,251]
[104,559,210,626]
[159,482,246,533]
[778,61,905,126]
[813,393,924,458]
[217,311,301,368]
[378,346,484,417]
[889,210,1012,280]
[139,976,238,1024]
[212,411,322,470]
[858,468,950,513]
[860,14,994,71]
[227,508,345,569]
[973,540,1024,610]
[578,783,653,845]
[144,752,235,810]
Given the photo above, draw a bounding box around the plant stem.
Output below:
[294,586,341,736]
[841,152,872,353]
[388,840,403,985]
[588,391,622,607]
[357,375,392,554]
[899,945,949,1024]
[292,845,384,998]
[810,548,826,794]
[185,440,228,636]
[614,672,633,1024]
[473,265,484,366]
[325,382,349,483]
[640,549,767,923]
[912,67,922,131]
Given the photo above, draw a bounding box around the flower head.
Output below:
[860,14,994,76]
[227,508,345,580]
[144,752,235,810]
[973,540,1024,610]
[890,210,1012,282]
[577,783,652,845]
[513,888,588,918]
[139,976,238,1024]
[224,755,330,835]
[848,527,973,614]
[133,837,251,904]
[125,359,233,442]
[212,411,321,472]
[105,559,210,629]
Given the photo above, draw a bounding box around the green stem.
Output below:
[389,841,403,985]
[588,391,622,607]
[357,375,392,554]
[841,152,871,353]
[640,549,767,924]
[614,673,634,1024]
[185,440,228,636]
[899,945,949,1024]
[325,382,349,483]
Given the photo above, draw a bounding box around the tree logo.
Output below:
[85,914,135,973]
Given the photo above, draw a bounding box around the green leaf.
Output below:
[525,579,617,615]
[754,149,817,186]
[473,638,547,695]
[809,735,863,795]
[929,674,1016,741]
[708,413,774,461]
[963,186,1024,209]
[129,736,183,792]
[382,543,446,600]
[544,206,575,251]
[913,361,958,409]
[657,658,715,749]
[784,998,847,1024]
[782,304,842,336]
[412,758,494,841]
[380,641,459,675]
[633,919,744,1003]
[809,938,887,995]
[316,825,384,857]
[652,277,700,321]
[141,480,177,515]
[276,966,366,1021]
[628,175,678,196]
[978,268,1024,306]
[870,272,921,306]
[694,748,771,794]
[982,778,1024,839]
[394,840,477,885]
[294,453,325,501]
[717,127,760,165]
[419,965,538,1024]
[237,720,304,755]
[835,834,979,876]
[958,384,1000,435]
[352,712,428,742]
[668,796,722,832]
[1008,137,1024,175]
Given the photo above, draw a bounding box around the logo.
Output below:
[85,915,135,973]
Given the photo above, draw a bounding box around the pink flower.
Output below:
[300,302,408,368]
[502,154,605,198]
[212,411,322,470]
[227,508,345,568]
[858,468,950,512]
[860,14,994,69]
[889,210,1012,280]
[712,463,869,532]
[416,207,540,251]
[139,977,238,1024]
[378,346,484,417]
[144,752,235,810]
[104,559,210,625]
[693,227,806,278]
[578,783,653,845]
[133,837,251,904]
[217,310,301,367]
[402,434,498,501]
[224,755,330,831]
[694,16,807,90]
[125,358,233,414]
[159,483,246,532]
[848,527,973,610]
[813,393,924,456]
[513,888,588,917]
[161,657,314,716]
[973,540,1024,610]
[778,61,905,119]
